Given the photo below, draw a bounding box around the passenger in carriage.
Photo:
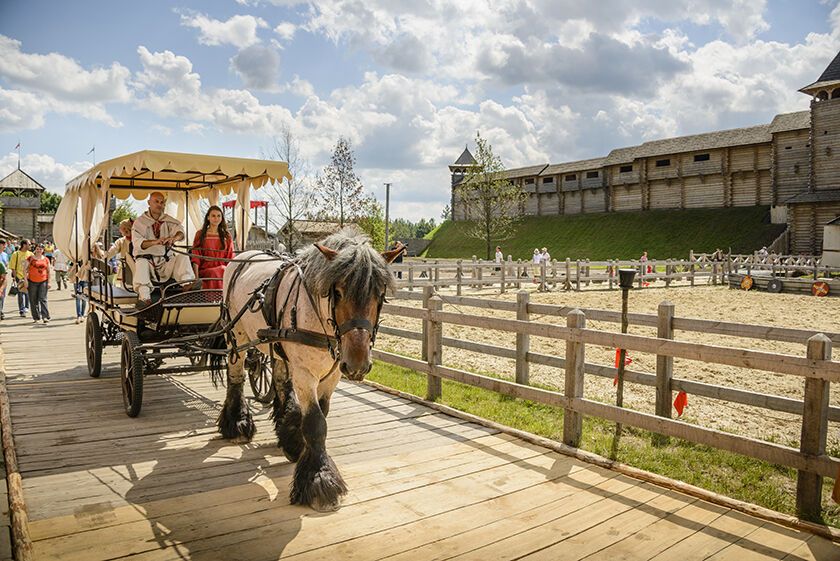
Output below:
[131,192,196,310]
[190,205,233,290]
[94,219,137,290]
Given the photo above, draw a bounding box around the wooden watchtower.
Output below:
[0,167,44,240]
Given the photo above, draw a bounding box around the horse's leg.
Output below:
[289,370,347,511]
[316,367,342,418]
[270,357,303,462]
[216,346,256,443]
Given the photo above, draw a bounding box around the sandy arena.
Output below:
[377,282,840,451]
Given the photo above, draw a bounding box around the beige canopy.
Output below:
[54,150,292,264]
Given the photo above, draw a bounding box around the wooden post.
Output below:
[551,259,557,288]
[665,260,672,288]
[563,310,586,447]
[421,286,432,361]
[426,295,443,401]
[565,258,571,291]
[653,301,675,446]
[500,260,506,294]
[515,290,530,385]
[407,263,415,291]
[476,257,483,288]
[540,259,548,292]
[796,333,832,521]
[516,259,522,289]
[690,261,695,287]
[608,260,615,290]
[575,260,581,291]
[471,256,478,288]
[456,259,462,296]
[434,260,440,286]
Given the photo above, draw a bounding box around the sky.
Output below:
[0,0,839,224]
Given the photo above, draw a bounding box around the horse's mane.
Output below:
[297,228,394,306]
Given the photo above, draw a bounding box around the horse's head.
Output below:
[310,234,402,380]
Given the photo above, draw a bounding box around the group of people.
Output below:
[0,191,235,326]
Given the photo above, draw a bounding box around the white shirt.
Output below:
[495,250,503,264]
[532,253,541,264]
[53,249,69,272]
[541,251,551,263]
[132,212,184,258]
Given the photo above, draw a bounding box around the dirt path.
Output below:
[378,284,840,451]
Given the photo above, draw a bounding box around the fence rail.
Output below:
[375,288,840,521]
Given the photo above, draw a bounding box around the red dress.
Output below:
[191,232,233,290]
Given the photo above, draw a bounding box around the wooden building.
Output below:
[451,50,840,255]
[0,167,44,240]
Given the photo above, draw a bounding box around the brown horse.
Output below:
[212,230,401,511]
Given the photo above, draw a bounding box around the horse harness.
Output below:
[222,251,385,370]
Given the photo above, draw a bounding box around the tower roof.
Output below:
[799,50,840,95]
[452,146,477,166]
[0,168,45,193]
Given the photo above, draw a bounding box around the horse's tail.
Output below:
[204,318,228,388]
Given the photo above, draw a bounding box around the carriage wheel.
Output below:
[247,350,276,404]
[86,313,103,378]
[121,331,145,417]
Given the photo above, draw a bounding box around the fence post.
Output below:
[515,290,530,385]
[563,310,586,447]
[690,261,695,287]
[516,259,522,289]
[665,260,672,288]
[434,260,440,287]
[456,260,462,296]
[471,256,478,288]
[408,263,415,291]
[540,259,548,292]
[500,259,506,294]
[565,258,571,290]
[551,259,557,288]
[476,257,483,288]
[653,301,675,446]
[796,333,832,521]
[421,286,432,361]
[575,260,581,291]
[425,295,443,401]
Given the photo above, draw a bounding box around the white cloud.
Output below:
[230,45,281,90]
[0,35,131,103]
[0,152,91,194]
[274,22,297,41]
[180,13,268,48]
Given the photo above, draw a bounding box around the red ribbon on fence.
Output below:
[613,349,633,386]
[673,391,688,416]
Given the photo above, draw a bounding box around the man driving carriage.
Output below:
[132,191,196,309]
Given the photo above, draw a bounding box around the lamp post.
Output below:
[611,268,636,459]
[384,182,391,250]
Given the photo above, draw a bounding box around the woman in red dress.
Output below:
[191,205,233,290]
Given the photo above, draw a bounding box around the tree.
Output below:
[388,218,415,241]
[454,132,524,259]
[112,200,136,225]
[315,137,366,227]
[440,204,451,222]
[415,218,436,238]
[262,125,312,253]
[40,191,62,214]
[355,196,385,250]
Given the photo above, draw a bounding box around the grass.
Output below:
[422,206,786,260]
[367,360,840,528]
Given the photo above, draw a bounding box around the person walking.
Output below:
[0,239,8,320]
[53,247,69,290]
[531,248,541,280]
[23,244,51,324]
[9,240,32,317]
[495,246,503,272]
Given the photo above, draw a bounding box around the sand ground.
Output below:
[378,282,840,451]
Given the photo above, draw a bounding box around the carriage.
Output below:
[54,150,292,417]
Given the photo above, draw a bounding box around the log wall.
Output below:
[812,98,840,191]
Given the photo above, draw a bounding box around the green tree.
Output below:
[415,218,436,238]
[356,196,385,250]
[315,137,365,227]
[389,218,415,241]
[454,132,524,259]
[112,200,137,225]
[39,191,62,214]
[440,204,451,222]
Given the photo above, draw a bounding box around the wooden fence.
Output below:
[393,254,839,294]
[374,288,840,521]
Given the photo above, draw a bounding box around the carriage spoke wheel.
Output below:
[86,313,103,378]
[247,350,276,404]
[121,331,145,417]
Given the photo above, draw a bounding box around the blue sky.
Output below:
[1,0,838,223]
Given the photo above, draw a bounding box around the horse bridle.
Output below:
[323,285,386,361]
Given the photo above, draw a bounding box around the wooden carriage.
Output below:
[54,150,291,416]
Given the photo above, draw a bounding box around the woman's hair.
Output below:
[197,205,230,247]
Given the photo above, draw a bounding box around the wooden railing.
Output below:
[374,288,840,521]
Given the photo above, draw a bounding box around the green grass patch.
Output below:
[367,360,840,527]
[424,207,785,260]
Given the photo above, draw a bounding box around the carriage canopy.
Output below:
[54,150,292,262]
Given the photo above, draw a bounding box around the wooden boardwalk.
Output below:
[1,292,838,560]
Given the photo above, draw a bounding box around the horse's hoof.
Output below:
[312,497,342,512]
[282,446,301,463]
[231,435,252,444]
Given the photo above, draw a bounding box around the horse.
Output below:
[210,230,402,511]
